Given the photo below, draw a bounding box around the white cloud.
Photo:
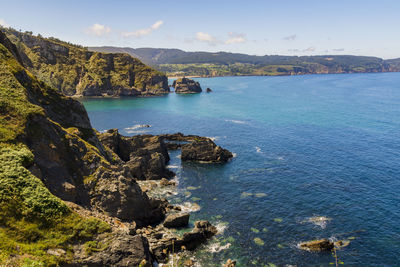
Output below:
[283,34,297,41]
[0,18,10,28]
[333,48,345,52]
[196,32,216,42]
[225,32,246,44]
[122,20,164,38]
[85,23,111,37]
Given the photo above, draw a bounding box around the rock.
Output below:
[79,234,152,266]
[223,259,237,267]
[181,139,233,163]
[98,130,175,180]
[173,78,202,94]
[184,259,195,266]
[46,248,66,257]
[206,88,212,93]
[160,178,176,186]
[150,220,217,262]
[299,239,334,251]
[164,213,190,228]
[182,221,218,249]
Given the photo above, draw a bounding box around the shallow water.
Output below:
[82,73,400,266]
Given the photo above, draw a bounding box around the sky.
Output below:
[1,0,399,59]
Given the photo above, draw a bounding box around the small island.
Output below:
[172,78,202,94]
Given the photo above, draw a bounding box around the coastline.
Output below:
[167,69,400,80]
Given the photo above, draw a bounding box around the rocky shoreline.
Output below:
[83,129,235,265]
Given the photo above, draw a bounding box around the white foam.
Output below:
[124,124,151,131]
[255,146,262,153]
[224,119,247,124]
[303,216,332,229]
[277,156,284,160]
[215,221,229,235]
[179,202,201,212]
[232,153,237,158]
[207,242,231,253]
[207,136,219,141]
[167,165,180,169]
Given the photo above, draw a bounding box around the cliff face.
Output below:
[0,29,166,265]
[2,28,169,97]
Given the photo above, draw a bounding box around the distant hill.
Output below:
[90,46,400,77]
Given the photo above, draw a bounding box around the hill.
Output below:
[2,28,169,97]
[90,46,400,77]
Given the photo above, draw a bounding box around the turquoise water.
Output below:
[82,73,400,266]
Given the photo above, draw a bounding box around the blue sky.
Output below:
[1,0,399,58]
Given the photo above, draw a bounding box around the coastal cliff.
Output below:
[1,27,169,97]
[0,30,225,265]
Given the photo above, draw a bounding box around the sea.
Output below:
[81,73,400,266]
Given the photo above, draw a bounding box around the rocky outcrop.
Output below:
[76,233,153,266]
[181,139,233,162]
[299,239,334,251]
[163,213,190,228]
[206,88,212,93]
[173,78,202,93]
[147,220,217,263]
[3,28,169,97]
[98,129,174,180]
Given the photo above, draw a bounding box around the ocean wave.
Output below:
[207,136,219,141]
[224,119,247,124]
[232,153,237,158]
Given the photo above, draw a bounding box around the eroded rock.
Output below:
[163,213,190,228]
[181,139,233,163]
[299,239,334,251]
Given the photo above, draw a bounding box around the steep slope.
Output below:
[90,46,400,77]
[2,27,169,97]
[0,29,165,265]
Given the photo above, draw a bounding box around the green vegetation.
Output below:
[0,32,111,265]
[1,27,168,96]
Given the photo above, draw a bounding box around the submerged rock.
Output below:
[163,213,190,228]
[206,87,212,93]
[173,78,202,94]
[181,139,233,163]
[223,259,237,267]
[299,239,334,251]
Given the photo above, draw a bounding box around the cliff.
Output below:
[2,27,169,97]
[0,29,166,265]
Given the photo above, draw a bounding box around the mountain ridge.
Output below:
[90,46,400,77]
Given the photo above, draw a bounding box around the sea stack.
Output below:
[173,78,202,93]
